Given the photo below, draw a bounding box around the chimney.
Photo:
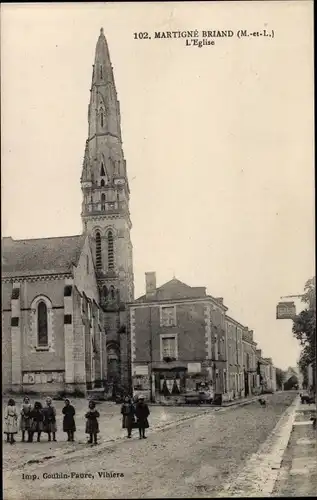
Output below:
[145,272,156,299]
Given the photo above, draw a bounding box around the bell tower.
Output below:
[81,28,134,389]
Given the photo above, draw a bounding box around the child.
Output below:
[121,396,135,438]
[30,401,44,442]
[62,399,76,442]
[85,400,100,445]
[135,395,150,439]
[20,396,33,442]
[4,398,18,444]
[43,397,57,442]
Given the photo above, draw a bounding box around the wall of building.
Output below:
[133,302,207,365]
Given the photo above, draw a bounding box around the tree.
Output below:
[292,277,316,390]
[275,367,285,390]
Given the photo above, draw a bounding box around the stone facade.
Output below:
[225,316,245,401]
[2,29,134,395]
[128,273,228,403]
[2,235,105,395]
[80,28,134,392]
[242,328,259,396]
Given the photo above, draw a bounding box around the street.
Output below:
[4,392,296,499]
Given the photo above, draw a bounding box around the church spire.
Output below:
[88,28,121,141]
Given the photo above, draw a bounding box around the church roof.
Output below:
[2,235,85,277]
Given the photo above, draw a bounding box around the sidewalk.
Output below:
[273,402,317,497]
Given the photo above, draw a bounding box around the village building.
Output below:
[225,316,245,400]
[242,328,258,396]
[129,273,228,403]
[2,29,134,395]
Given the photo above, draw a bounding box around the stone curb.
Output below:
[5,395,260,474]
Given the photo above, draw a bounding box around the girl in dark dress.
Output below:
[85,400,100,445]
[121,396,135,438]
[43,397,57,442]
[30,401,44,442]
[62,399,76,442]
[20,396,33,442]
[135,395,150,439]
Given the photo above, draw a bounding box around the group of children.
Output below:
[121,394,150,439]
[4,397,100,445]
[4,394,150,446]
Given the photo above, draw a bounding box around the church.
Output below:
[2,29,134,396]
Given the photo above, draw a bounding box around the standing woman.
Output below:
[135,395,150,439]
[20,396,33,442]
[121,396,135,438]
[85,400,100,445]
[43,397,57,442]
[62,399,76,442]
[30,401,44,442]
[4,398,18,444]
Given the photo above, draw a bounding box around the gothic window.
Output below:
[95,231,102,269]
[101,193,106,211]
[100,112,104,128]
[107,231,114,269]
[86,255,89,274]
[100,163,105,176]
[37,301,48,347]
[100,179,105,187]
[110,285,115,299]
[103,285,108,299]
[100,65,103,79]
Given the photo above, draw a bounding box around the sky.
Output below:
[1,2,314,370]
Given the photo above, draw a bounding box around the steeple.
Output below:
[88,27,121,141]
[81,29,134,307]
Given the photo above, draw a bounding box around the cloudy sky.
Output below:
[1,2,314,370]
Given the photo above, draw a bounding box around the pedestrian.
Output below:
[85,400,100,445]
[30,401,44,442]
[4,398,18,444]
[62,399,76,442]
[20,396,33,442]
[121,396,135,438]
[43,397,57,442]
[135,395,150,439]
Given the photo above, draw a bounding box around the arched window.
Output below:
[100,65,103,79]
[95,231,102,269]
[100,179,105,187]
[101,193,106,211]
[37,301,48,347]
[103,285,108,299]
[107,231,114,269]
[110,285,115,299]
[100,112,104,128]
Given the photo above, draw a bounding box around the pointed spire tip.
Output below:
[100,27,104,35]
